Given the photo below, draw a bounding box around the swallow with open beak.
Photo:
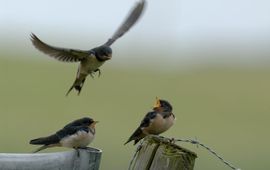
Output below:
[30,0,146,96]
[30,117,98,153]
[125,97,175,145]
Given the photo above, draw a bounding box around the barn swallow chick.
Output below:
[125,97,175,145]
[30,0,146,96]
[30,117,98,153]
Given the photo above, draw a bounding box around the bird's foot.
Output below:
[136,141,143,152]
[158,135,166,139]
[94,69,101,77]
[169,137,176,144]
[74,146,88,157]
[77,146,88,150]
[90,69,101,78]
[74,147,80,157]
[90,73,95,79]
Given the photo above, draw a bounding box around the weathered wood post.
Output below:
[0,147,101,170]
[130,135,197,170]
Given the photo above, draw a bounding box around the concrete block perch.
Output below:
[0,147,102,170]
[130,135,197,170]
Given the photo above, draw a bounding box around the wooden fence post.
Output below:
[130,135,197,170]
[0,147,102,170]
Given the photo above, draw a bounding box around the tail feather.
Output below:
[30,134,60,153]
[30,134,59,145]
[124,127,145,145]
[32,145,49,153]
[32,143,61,153]
[66,77,86,96]
[66,84,75,96]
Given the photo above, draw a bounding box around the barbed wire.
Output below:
[127,136,241,170]
[173,137,241,170]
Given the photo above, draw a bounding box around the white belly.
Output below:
[79,56,105,75]
[143,114,175,135]
[60,130,95,148]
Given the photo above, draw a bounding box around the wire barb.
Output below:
[127,136,240,170]
[175,138,241,170]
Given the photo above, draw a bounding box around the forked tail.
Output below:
[30,134,60,153]
[124,127,145,145]
[32,145,49,153]
[66,77,86,96]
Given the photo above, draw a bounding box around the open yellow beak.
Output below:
[90,121,99,128]
[153,97,161,108]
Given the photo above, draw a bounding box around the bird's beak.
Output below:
[107,54,112,60]
[90,121,99,128]
[153,97,161,108]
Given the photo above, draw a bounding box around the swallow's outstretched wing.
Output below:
[104,0,146,46]
[30,33,90,62]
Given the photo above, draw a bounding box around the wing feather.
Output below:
[104,0,146,46]
[30,33,90,62]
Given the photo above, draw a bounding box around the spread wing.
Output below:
[30,33,90,62]
[104,0,146,46]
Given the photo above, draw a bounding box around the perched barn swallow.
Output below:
[125,98,175,145]
[30,0,146,96]
[30,117,98,153]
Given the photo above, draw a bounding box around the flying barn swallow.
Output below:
[30,0,146,96]
[125,98,175,145]
[30,117,98,153]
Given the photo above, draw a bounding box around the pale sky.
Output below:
[1,0,270,65]
[1,0,269,35]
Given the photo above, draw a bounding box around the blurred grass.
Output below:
[0,56,269,170]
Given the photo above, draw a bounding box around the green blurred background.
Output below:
[1,56,269,170]
[1,0,270,170]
